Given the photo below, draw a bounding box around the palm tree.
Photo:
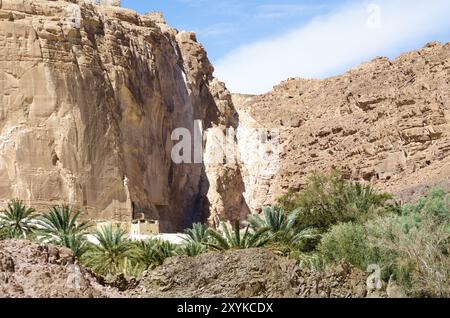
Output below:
[37,206,91,242]
[60,233,89,258]
[120,257,146,281]
[82,224,136,277]
[0,227,7,240]
[135,239,177,270]
[37,206,91,257]
[184,222,210,244]
[247,206,319,251]
[207,220,269,251]
[248,206,287,232]
[344,182,393,217]
[178,241,207,257]
[0,199,37,239]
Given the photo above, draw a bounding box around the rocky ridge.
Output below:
[132,248,380,298]
[0,239,121,297]
[234,42,450,210]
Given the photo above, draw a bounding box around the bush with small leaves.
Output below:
[277,170,396,230]
[318,222,380,270]
[367,188,450,297]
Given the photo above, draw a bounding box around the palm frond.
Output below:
[135,239,177,270]
[0,199,37,239]
[208,221,270,250]
[207,227,230,251]
[178,241,207,257]
[37,206,91,243]
[82,224,136,276]
[183,222,209,243]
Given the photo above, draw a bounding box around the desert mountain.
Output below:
[1,0,449,228]
[234,42,450,211]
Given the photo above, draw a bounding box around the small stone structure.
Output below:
[130,219,160,236]
[95,218,160,236]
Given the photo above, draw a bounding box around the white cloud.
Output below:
[255,3,330,20]
[214,0,450,94]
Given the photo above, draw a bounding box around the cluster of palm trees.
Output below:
[0,200,92,256]
[0,198,316,282]
[0,199,177,280]
[187,206,319,255]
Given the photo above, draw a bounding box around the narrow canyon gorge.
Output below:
[1,0,449,232]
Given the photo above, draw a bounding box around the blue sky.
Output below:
[122,0,450,94]
[122,0,333,62]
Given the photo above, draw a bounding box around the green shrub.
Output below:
[318,222,377,270]
[277,170,395,230]
[277,189,300,214]
[367,189,450,297]
[402,187,450,220]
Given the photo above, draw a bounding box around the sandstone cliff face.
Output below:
[2,2,448,229]
[234,42,450,210]
[0,0,246,231]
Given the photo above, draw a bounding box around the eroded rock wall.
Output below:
[0,0,246,231]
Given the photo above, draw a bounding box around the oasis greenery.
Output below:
[0,170,448,297]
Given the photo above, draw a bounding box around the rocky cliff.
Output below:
[0,0,247,231]
[1,1,449,229]
[234,42,450,210]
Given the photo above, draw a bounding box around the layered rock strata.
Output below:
[0,0,246,231]
[234,42,450,210]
